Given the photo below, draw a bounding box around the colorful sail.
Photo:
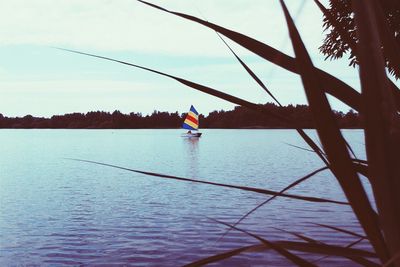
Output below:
[182,105,199,130]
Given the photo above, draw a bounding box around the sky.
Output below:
[1,0,398,117]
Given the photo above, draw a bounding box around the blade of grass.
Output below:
[383,251,400,267]
[348,237,369,248]
[187,237,377,267]
[351,160,369,178]
[211,31,329,165]
[280,227,374,266]
[272,227,320,244]
[212,218,377,258]
[275,227,378,266]
[137,0,363,111]
[389,80,400,110]
[213,26,332,166]
[312,223,366,239]
[295,128,329,166]
[280,0,388,262]
[209,218,318,267]
[58,47,330,166]
[66,158,347,205]
[284,142,320,153]
[215,32,281,106]
[353,159,368,165]
[314,239,362,266]
[183,244,263,267]
[217,166,329,242]
[275,240,376,258]
[284,142,363,174]
[56,48,292,124]
[313,237,379,266]
[352,162,368,177]
[352,0,400,261]
[346,141,358,160]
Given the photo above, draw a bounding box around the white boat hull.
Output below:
[181,132,202,138]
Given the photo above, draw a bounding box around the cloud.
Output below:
[0,0,325,56]
[1,0,366,116]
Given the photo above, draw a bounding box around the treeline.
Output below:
[0,103,360,129]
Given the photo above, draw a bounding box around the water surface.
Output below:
[0,129,371,266]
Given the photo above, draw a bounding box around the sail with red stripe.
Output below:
[182,105,199,130]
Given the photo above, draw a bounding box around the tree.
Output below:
[320,0,400,79]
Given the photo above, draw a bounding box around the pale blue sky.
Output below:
[1,0,397,117]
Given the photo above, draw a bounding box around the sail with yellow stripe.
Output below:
[182,105,199,130]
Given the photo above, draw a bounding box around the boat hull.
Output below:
[181,132,202,138]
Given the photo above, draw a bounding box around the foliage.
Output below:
[0,105,360,129]
[320,0,400,79]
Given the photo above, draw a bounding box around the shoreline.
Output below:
[0,127,363,130]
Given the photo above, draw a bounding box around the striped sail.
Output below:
[182,105,199,130]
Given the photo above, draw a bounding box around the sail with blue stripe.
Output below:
[182,105,199,130]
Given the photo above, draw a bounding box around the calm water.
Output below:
[0,129,372,266]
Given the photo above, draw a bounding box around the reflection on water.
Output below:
[182,137,200,178]
[0,129,371,266]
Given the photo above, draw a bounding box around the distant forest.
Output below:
[0,103,360,129]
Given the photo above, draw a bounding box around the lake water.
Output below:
[0,129,372,266]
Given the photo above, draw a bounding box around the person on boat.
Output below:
[187,130,192,134]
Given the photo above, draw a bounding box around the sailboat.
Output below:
[181,105,202,137]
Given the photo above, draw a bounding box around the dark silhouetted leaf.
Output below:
[210,218,317,267]
[352,0,400,261]
[67,158,347,205]
[137,0,362,111]
[313,223,366,239]
[280,0,388,262]
[218,166,329,242]
[183,244,263,267]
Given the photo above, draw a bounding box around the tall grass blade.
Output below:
[389,81,400,110]
[218,166,329,242]
[353,159,368,165]
[215,32,281,106]
[352,163,368,178]
[67,158,347,205]
[312,223,366,239]
[212,218,377,260]
[284,142,319,153]
[137,0,363,111]
[58,44,307,129]
[312,236,363,263]
[272,227,320,244]
[188,238,377,267]
[58,47,329,166]
[275,227,379,267]
[274,241,376,258]
[295,128,328,166]
[183,244,263,267]
[279,0,388,262]
[57,48,290,124]
[313,237,379,267]
[351,160,369,178]
[210,218,318,267]
[212,32,329,165]
[352,0,400,261]
[383,251,400,267]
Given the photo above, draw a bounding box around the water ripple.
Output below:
[0,129,371,266]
